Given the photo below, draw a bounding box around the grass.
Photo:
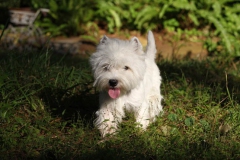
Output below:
[0,50,240,159]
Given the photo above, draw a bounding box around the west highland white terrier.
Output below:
[90,31,163,137]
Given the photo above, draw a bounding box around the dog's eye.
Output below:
[103,65,109,71]
[124,66,129,70]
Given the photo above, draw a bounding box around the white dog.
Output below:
[90,31,163,137]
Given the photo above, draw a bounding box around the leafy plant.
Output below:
[35,0,95,37]
[95,0,139,33]
[30,0,52,9]
[0,0,26,8]
[94,0,240,56]
[1,0,240,56]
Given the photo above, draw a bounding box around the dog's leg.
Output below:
[135,95,163,129]
[94,100,124,137]
[148,95,163,122]
[135,101,151,129]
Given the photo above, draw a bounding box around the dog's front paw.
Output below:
[96,119,118,137]
[94,110,120,137]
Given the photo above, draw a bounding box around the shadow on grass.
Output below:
[40,132,233,160]
[40,86,99,124]
[79,142,227,160]
[0,50,99,125]
[159,59,240,104]
[35,53,100,125]
[1,50,239,121]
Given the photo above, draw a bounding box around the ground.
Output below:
[80,30,208,60]
[0,28,208,59]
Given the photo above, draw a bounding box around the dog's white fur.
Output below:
[90,31,163,137]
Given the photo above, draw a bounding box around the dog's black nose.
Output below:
[109,79,118,87]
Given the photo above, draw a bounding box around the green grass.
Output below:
[0,50,240,159]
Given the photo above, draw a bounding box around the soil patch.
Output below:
[79,30,208,60]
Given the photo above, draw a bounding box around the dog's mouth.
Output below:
[108,88,120,99]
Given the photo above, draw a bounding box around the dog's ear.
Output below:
[100,35,109,44]
[130,37,143,51]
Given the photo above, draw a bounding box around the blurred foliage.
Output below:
[0,0,239,55]
[94,0,240,55]
[33,0,96,37]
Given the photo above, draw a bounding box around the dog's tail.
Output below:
[146,30,157,60]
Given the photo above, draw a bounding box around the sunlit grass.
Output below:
[0,51,240,159]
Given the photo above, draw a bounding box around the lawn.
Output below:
[0,50,240,159]
[1,0,240,159]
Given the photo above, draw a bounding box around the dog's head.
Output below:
[90,35,146,99]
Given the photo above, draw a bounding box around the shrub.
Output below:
[34,0,96,37]
[94,0,240,55]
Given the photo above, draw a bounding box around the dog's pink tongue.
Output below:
[108,88,120,99]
